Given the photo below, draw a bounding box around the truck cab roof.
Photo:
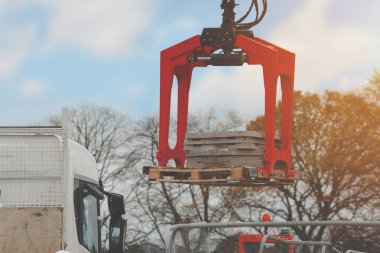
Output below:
[68,140,98,184]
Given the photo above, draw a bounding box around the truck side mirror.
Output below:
[108,193,126,253]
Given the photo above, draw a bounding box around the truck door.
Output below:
[74,179,103,253]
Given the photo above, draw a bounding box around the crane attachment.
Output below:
[144,0,301,186]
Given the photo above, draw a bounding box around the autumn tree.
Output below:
[48,103,139,190]
[328,71,380,252]
[47,106,245,252]
[128,110,247,252]
[243,73,380,252]
[48,103,140,252]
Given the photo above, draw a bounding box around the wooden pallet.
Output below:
[143,166,300,187]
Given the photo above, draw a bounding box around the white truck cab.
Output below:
[0,114,126,253]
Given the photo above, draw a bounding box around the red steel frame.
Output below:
[156,34,297,179]
[238,234,294,253]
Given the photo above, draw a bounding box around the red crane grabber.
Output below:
[145,0,300,186]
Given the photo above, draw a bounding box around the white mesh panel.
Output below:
[0,128,65,207]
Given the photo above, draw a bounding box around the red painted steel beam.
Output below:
[156,34,298,180]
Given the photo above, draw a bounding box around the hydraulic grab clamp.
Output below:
[145,0,300,186]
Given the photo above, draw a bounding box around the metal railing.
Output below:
[258,234,341,253]
[166,220,380,253]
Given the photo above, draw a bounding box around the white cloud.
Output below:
[269,0,378,90]
[0,22,36,81]
[176,16,198,29]
[338,76,366,91]
[191,0,379,115]
[125,84,145,100]
[39,0,157,58]
[0,1,27,17]
[20,79,46,97]
[0,28,33,81]
[189,66,265,117]
[0,0,158,81]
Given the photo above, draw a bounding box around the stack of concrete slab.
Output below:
[185,131,280,168]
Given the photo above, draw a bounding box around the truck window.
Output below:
[74,180,100,253]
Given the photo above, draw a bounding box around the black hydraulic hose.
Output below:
[235,0,267,30]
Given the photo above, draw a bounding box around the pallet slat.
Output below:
[186,131,266,139]
[186,131,281,140]
[184,138,264,145]
[186,157,263,169]
[143,165,300,187]
[186,149,264,157]
[184,143,262,151]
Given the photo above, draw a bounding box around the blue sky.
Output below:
[0,0,379,125]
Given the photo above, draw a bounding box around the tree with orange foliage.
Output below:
[243,72,380,252]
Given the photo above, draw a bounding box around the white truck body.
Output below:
[0,126,120,253]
